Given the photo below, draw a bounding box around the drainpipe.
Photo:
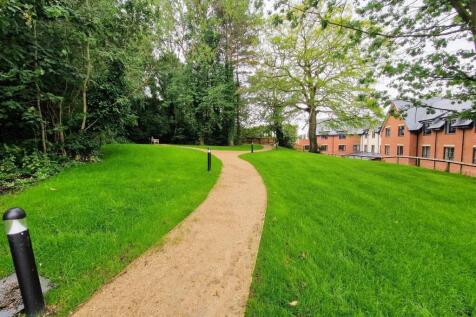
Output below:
[332,136,335,155]
[415,131,419,166]
[433,130,438,170]
[460,128,465,174]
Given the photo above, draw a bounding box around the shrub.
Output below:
[0,145,64,194]
[64,133,101,161]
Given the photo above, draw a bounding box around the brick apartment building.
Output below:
[296,128,362,155]
[380,98,476,176]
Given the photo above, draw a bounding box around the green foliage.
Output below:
[0,0,157,161]
[241,124,297,148]
[129,0,261,146]
[241,126,273,138]
[253,3,381,152]
[0,145,65,193]
[280,124,298,148]
[63,133,101,161]
[353,0,474,116]
[0,0,160,189]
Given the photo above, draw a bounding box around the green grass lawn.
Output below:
[0,144,221,316]
[187,144,263,151]
[242,149,476,316]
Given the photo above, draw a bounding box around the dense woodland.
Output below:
[1,0,475,191]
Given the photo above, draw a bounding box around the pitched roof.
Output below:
[427,119,445,130]
[391,97,473,131]
[316,119,376,136]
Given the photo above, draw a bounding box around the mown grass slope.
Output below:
[189,144,263,151]
[243,149,476,316]
[0,144,221,316]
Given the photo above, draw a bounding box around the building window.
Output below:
[372,131,376,138]
[422,123,431,135]
[365,133,368,139]
[398,125,405,136]
[473,147,476,164]
[353,145,360,152]
[371,145,375,153]
[385,127,391,137]
[364,145,368,152]
[321,135,328,140]
[338,145,346,151]
[445,120,456,134]
[339,134,346,139]
[444,147,455,161]
[304,145,310,150]
[384,145,390,155]
[319,145,328,151]
[422,146,431,158]
[397,145,404,156]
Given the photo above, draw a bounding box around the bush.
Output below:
[64,133,101,161]
[0,145,64,193]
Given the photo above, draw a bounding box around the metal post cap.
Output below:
[3,208,26,221]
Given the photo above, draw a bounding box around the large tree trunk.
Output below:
[35,84,47,153]
[58,100,66,156]
[228,130,235,146]
[235,104,241,145]
[80,37,91,131]
[308,108,318,153]
[80,0,91,132]
[33,20,47,153]
[234,71,242,145]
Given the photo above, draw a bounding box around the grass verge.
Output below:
[0,144,221,316]
[186,144,263,151]
[242,149,476,316]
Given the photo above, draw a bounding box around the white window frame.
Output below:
[443,146,455,161]
[397,125,405,137]
[421,145,431,158]
[397,145,404,156]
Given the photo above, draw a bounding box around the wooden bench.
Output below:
[150,137,160,144]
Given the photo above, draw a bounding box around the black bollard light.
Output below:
[251,142,254,153]
[207,148,211,172]
[3,208,45,317]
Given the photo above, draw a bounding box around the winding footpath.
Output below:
[73,146,269,317]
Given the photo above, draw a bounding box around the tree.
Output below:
[355,0,476,117]
[248,70,299,147]
[213,0,262,144]
[256,3,380,153]
[0,0,158,159]
[152,0,262,145]
[285,0,475,117]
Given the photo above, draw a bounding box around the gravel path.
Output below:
[72,146,269,317]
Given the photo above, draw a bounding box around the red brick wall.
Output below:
[295,135,361,155]
[380,115,416,165]
[380,110,476,176]
[296,120,476,177]
[317,134,360,155]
